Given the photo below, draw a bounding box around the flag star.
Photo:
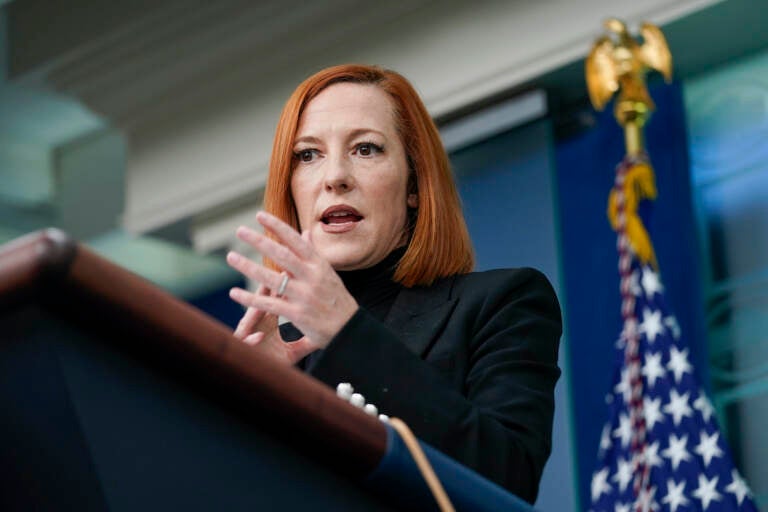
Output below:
[664,315,681,339]
[642,351,665,388]
[644,396,664,431]
[693,392,715,423]
[663,389,693,426]
[641,266,664,297]
[614,504,631,512]
[692,474,722,510]
[614,367,632,404]
[591,467,612,502]
[644,441,663,469]
[600,424,613,453]
[636,485,658,512]
[612,457,633,493]
[640,307,664,343]
[725,469,751,506]
[667,346,693,383]
[662,434,691,470]
[613,412,633,448]
[661,479,690,512]
[694,431,724,467]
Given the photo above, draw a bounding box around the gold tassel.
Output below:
[607,162,659,268]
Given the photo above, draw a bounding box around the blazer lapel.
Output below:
[384,276,458,357]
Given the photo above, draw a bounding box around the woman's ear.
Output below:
[407,193,418,208]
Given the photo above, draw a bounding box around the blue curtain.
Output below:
[553,82,708,510]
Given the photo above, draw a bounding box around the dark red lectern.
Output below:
[0,229,395,511]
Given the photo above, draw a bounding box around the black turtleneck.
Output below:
[336,246,405,322]
[281,247,406,370]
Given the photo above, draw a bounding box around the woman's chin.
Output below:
[325,248,392,272]
[317,245,365,271]
[327,256,367,272]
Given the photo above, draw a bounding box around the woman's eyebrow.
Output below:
[348,128,386,139]
[349,128,387,139]
[295,129,387,146]
[293,135,321,146]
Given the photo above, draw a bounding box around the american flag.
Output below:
[590,158,759,512]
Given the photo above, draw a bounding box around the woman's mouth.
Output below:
[321,205,363,224]
[323,211,363,224]
[320,205,363,232]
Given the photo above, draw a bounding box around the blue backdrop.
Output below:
[553,82,709,510]
[451,119,577,511]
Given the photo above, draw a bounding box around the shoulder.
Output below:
[451,267,557,301]
[448,268,561,330]
[396,268,560,327]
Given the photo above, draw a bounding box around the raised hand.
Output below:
[230,284,310,365]
[226,211,359,363]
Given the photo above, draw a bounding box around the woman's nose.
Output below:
[323,156,355,192]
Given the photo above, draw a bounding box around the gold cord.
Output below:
[389,417,456,512]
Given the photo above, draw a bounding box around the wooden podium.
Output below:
[0,229,395,511]
[1,229,538,512]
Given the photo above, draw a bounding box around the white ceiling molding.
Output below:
[26,0,431,129]
[22,0,719,127]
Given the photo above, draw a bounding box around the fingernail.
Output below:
[226,251,240,264]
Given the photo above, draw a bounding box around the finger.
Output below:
[229,287,293,319]
[227,252,288,294]
[233,284,268,339]
[234,307,263,339]
[256,211,315,261]
[235,226,306,278]
[243,332,265,346]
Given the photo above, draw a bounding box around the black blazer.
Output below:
[303,267,561,504]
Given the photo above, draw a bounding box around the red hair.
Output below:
[264,64,474,287]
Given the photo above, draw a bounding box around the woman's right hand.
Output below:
[227,212,358,359]
[232,284,317,366]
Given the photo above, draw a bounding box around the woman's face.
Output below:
[290,82,417,271]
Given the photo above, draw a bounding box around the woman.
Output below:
[226,64,561,504]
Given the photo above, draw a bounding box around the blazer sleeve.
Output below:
[306,268,562,504]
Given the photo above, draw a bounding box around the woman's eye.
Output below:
[294,149,317,163]
[355,143,382,157]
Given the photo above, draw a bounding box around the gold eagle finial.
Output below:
[586,19,672,116]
